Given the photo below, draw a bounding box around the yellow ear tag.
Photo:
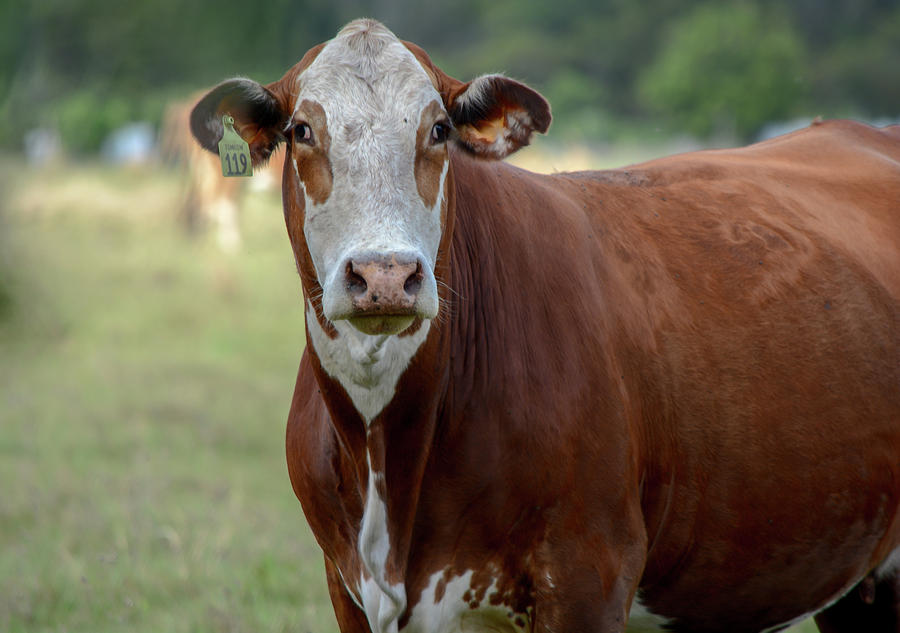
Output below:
[218,114,252,177]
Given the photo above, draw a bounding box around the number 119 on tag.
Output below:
[222,151,250,176]
[218,114,253,178]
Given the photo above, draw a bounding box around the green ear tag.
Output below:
[218,114,252,177]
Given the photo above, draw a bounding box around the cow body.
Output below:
[192,20,900,633]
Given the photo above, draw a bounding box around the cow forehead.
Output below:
[294,23,440,133]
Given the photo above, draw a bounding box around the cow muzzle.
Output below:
[335,252,436,335]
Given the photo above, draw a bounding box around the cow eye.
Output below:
[293,122,314,145]
[430,121,450,145]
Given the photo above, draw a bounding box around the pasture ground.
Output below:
[0,152,818,632]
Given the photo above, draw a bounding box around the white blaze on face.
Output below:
[292,21,448,325]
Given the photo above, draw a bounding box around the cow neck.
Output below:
[441,149,534,413]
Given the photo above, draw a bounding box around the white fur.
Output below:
[404,569,529,633]
[358,451,406,633]
[296,23,446,421]
[453,74,493,113]
[293,22,446,325]
[307,303,426,632]
[306,302,432,423]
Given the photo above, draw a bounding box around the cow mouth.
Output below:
[348,314,417,336]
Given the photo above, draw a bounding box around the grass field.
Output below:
[0,155,818,632]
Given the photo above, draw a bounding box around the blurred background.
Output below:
[3,0,900,157]
[1,1,897,632]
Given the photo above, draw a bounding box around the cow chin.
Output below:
[348,315,416,336]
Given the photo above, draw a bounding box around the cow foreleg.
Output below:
[324,556,372,633]
[534,536,646,633]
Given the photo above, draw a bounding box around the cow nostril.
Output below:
[404,261,424,296]
[345,261,367,296]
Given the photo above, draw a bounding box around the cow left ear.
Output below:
[446,74,551,159]
[190,78,290,165]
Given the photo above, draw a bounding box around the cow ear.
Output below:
[446,74,551,159]
[190,78,290,166]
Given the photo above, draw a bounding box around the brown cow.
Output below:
[191,19,900,633]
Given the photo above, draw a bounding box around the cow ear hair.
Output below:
[402,41,550,160]
[446,74,551,159]
[190,78,290,166]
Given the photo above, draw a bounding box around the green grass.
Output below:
[0,157,819,633]
[0,159,336,633]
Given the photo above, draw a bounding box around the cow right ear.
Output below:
[190,78,290,166]
[403,40,550,160]
[445,74,551,160]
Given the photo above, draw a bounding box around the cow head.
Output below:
[191,20,550,337]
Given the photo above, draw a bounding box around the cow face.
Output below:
[191,20,550,338]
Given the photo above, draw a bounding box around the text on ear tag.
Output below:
[218,114,252,177]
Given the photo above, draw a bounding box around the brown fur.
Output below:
[292,99,333,205]
[415,100,449,209]
[288,120,900,632]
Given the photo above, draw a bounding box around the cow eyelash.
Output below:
[292,122,314,146]
[430,120,451,145]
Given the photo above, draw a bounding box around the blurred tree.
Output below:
[0,0,897,153]
[638,3,806,140]
[809,4,900,117]
[1,0,350,153]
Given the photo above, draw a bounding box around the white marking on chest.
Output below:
[404,569,529,633]
[306,301,431,423]
[357,450,406,633]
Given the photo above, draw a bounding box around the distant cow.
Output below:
[191,19,900,633]
[161,96,284,251]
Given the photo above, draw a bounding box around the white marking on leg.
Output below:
[358,451,405,633]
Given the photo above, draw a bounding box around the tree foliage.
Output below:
[638,4,806,139]
[1,0,898,152]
